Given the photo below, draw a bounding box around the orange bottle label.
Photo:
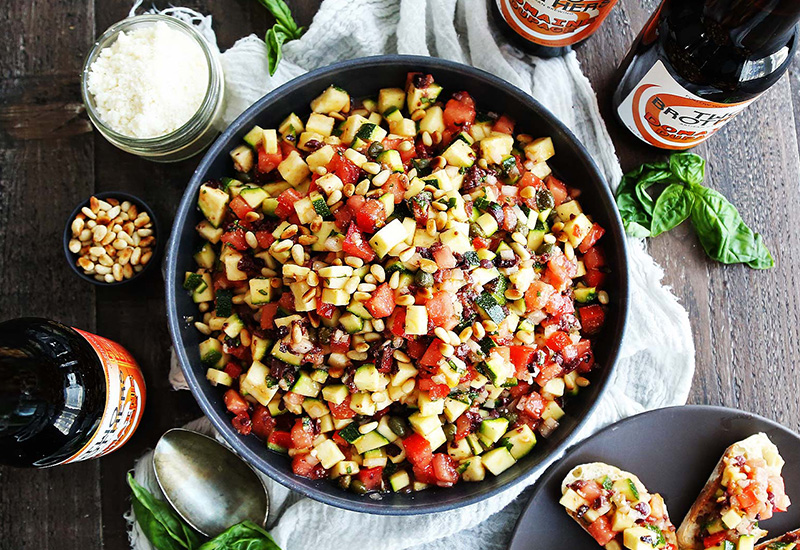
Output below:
[55,329,146,465]
[617,60,759,150]
[496,0,618,47]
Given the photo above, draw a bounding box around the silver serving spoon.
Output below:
[153,428,269,537]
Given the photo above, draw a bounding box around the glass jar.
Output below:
[81,15,225,163]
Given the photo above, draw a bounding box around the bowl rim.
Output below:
[166,54,630,515]
[63,190,160,286]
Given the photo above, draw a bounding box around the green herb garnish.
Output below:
[616,152,773,269]
[256,0,305,76]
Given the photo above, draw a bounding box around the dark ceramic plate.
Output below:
[508,405,800,549]
[165,55,629,514]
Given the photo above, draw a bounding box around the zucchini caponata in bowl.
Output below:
[185,71,611,495]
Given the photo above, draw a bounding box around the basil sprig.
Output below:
[616,153,774,269]
[256,0,305,76]
[128,474,280,550]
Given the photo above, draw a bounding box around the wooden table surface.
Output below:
[1,0,798,548]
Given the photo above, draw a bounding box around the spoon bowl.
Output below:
[153,428,269,537]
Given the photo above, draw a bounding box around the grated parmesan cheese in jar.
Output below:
[86,21,210,139]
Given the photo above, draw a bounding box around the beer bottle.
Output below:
[490,0,618,58]
[0,318,146,467]
[613,0,800,150]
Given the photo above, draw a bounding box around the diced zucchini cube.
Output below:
[419,105,445,135]
[353,430,389,454]
[442,139,476,168]
[407,81,442,112]
[369,218,408,258]
[447,437,473,461]
[311,85,350,114]
[240,360,279,406]
[322,384,349,405]
[500,425,537,460]
[524,137,555,163]
[197,184,230,228]
[389,118,417,137]
[206,368,233,387]
[279,113,304,136]
[230,145,254,173]
[424,426,447,451]
[314,438,346,469]
[479,133,514,164]
[562,213,594,248]
[418,391,445,416]
[330,460,359,479]
[404,305,428,336]
[249,278,273,305]
[389,470,411,491]
[306,113,335,137]
[339,114,369,145]
[481,447,516,476]
[277,150,311,186]
[460,456,486,482]
[378,87,406,114]
[559,488,589,512]
[408,412,441,436]
[353,364,390,392]
[349,392,376,416]
[555,200,582,223]
[306,144,336,171]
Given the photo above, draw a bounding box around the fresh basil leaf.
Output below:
[650,183,694,237]
[689,184,774,269]
[624,220,652,238]
[128,474,203,550]
[198,521,281,550]
[257,0,297,34]
[615,161,674,234]
[265,28,288,76]
[670,152,706,186]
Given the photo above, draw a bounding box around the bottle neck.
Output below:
[704,0,800,54]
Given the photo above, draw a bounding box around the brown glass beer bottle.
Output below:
[0,318,146,467]
[613,0,800,150]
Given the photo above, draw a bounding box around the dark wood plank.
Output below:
[0,2,102,549]
[577,2,800,433]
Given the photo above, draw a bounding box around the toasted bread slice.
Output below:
[561,462,678,549]
[677,433,788,550]
[755,528,800,550]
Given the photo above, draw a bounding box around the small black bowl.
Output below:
[63,191,160,286]
[166,55,630,515]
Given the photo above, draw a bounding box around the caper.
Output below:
[537,242,554,255]
[388,416,410,438]
[350,479,368,495]
[415,270,434,288]
[338,475,352,490]
[443,423,457,443]
[536,188,555,211]
[368,141,384,159]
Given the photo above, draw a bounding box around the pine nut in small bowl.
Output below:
[63,191,160,286]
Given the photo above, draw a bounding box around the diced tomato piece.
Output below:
[259,303,279,330]
[578,224,606,254]
[258,146,283,174]
[579,305,606,335]
[328,395,357,419]
[223,389,249,416]
[472,236,490,249]
[454,412,476,440]
[519,391,545,419]
[443,95,476,130]
[333,207,353,231]
[508,346,537,376]
[342,222,376,262]
[279,140,297,157]
[223,362,243,379]
[562,339,594,368]
[389,308,406,337]
[292,453,323,478]
[509,380,532,399]
[268,430,292,449]
[432,453,459,485]
[575,480,604,502]
[586,515,615,546]
[546,331,571,352]
[225,344,250,361]
[356,199,386,233]
[548,253,578,285]
[535,361,563,386]
[703,532,727,548]
[425,291,457,330]
[734,486,759,509]
[365,283,396,318]
[277,291,295,312]
[316,301,337,319]
[545,293,575,316]
[419,340,445,368]
[381,173,408,204]
[251,406,276,440]
[329,151,361,184]
[346,194,366,214]
[406,338,427,359]
[546,176,569,206]
[418,379,450,400]
[412,462,438,485]
[290,418,314,449]
[770,476,791,512]
[229,195,254,220]
[221,226,249,251]
[525,281,556,311]
[254,230,275,249]
[382,137,416,163]
[491,114,515,134]
[582,246,607,270]
[275,188,303,219]
[403,433,433,467]
[429,245,455,270]
[357,466,384,491]
[232,414,252,435]
[332,431,348,447]
[583,269,607,289]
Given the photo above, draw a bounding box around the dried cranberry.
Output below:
[462,166,487,192]
[413,73,434,89]
[415,136,434,159]
[238,253,265,276]
[304,139,323,151]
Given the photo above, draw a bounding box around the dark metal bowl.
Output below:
[165,55,629,515]
[63,191,160,286]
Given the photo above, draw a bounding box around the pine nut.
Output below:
[421,131,432,147]
[389,270,400,289]
[459,326,473,343]
[439,342,455,357]
[118,248,132,265]
[505,289,523,301]
[372,319,385,332]
[67,239,81,254]
[354,291,371,302]
[345,256,363,268]
[396,294,415,306]
[372,170,390,187]
[99,254,114,267]
[358,283,377,292]
[123,263,134,279]
[94,264,112,275]
[112,263,123,282]
[344,276,360,294]
[131,247,142,266]
[401,379,416,394]
[362,162,381,175]
[598,291,609,305]
[343,183,355,197]
[244,231,258,249]
[92,225,107,242]
[419,259,438,273]
[516,330,535,344]
[355,179,370,195]
[107,205,121,219]
[103,273,114,283]
[544,234,556,244]
[79,229,92,242]
[370,264,385,283]
[398,247,416,263]
[472,321,486,340]
[434,327,450,342]
[520,186,535,199]
[111,239,126,250]
[359,421,379,434]
[347,351,368,361]
[315,166,328,176]
[327,189,342,206]
[482,320,498,333]
[194,322,211,335]
[399,140,414,152]
[140,250,153,265]
[576,377,590,387]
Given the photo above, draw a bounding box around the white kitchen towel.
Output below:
[129,1,695,549]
